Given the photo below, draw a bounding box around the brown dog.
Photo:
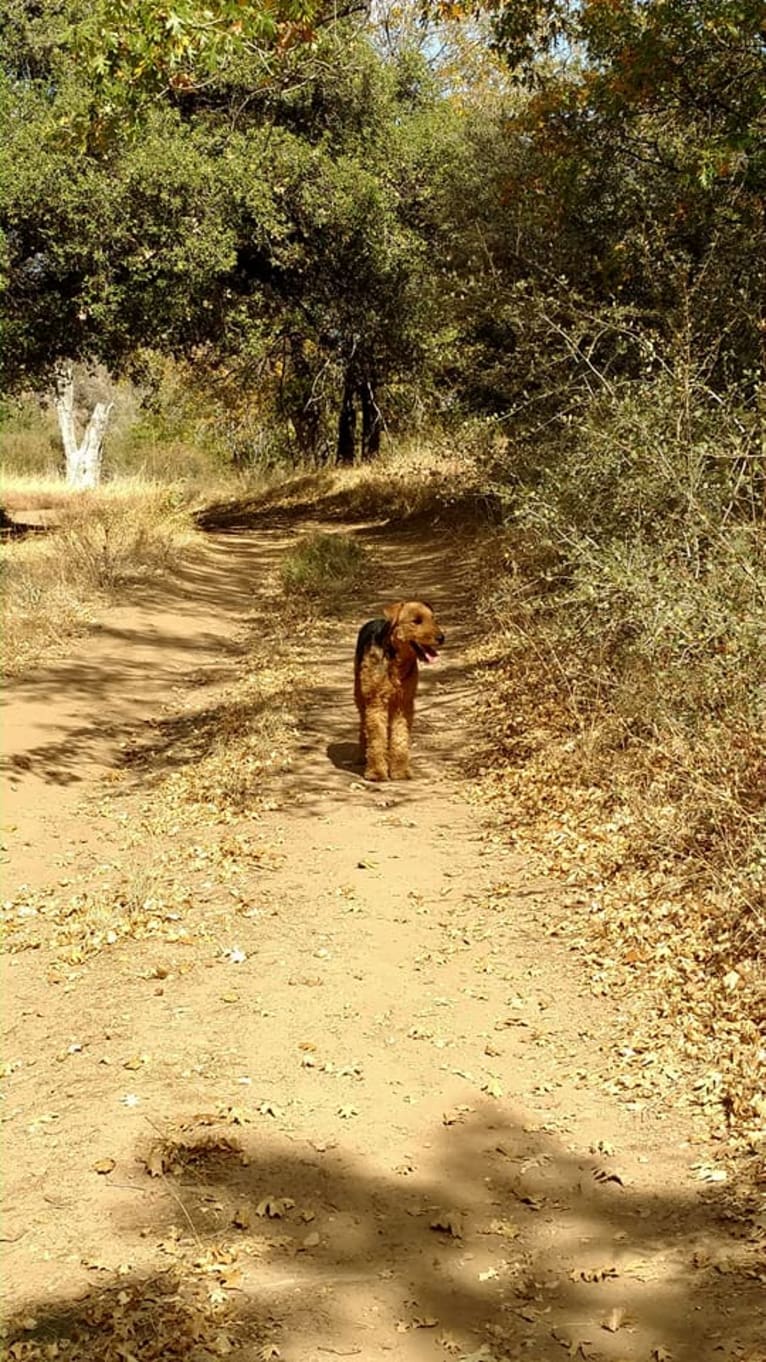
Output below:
[354,600,445,781]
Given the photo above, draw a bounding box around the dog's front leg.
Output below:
[363,703,389,781]
[388,696,414,780]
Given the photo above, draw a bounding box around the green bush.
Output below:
[280,531,367,605]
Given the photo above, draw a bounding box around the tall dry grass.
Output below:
[196,435,497,530]
[1,479,198,674]
[0,373,226,484]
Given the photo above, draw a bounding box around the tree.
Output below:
[54,363,114,489]
[1,6,449,464]
[417,0,765,445]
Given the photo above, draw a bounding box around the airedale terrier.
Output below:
[354,600,445,781]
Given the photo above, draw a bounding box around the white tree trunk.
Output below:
[54,364,113,490]
[54,365,79,467]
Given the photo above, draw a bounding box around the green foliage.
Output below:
[0,85,237,385]
[81,0,321,97]
[1,0,764,474]
[280,530,366,603]
[1,12,450,460]
[483,0,765,186]
[1,0,329,130]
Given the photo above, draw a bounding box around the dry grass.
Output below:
[1,479,198,675]
[197,438,499,531]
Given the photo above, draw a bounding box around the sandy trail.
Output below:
[1,519,761,1362]
[1,533,274,887]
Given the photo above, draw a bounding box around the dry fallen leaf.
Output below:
[145,1146,165,1177]
[593,1167,624,1186]
[92,1158,116,1175]
[482,1077,504,1099]
[258,1099,283,1118]
[485,1218,520,1241]
[256,1197,295,1219]
[601,1306,627,1332]
[430,1214,464,1239]
[570,1264,618,1283]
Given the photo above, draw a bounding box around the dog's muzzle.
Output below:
[413,636,444,665]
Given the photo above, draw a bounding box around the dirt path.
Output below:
[1,520,762,1362]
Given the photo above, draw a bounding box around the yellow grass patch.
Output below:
[1,479,198,674]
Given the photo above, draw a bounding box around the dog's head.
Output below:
[384,600,445,664]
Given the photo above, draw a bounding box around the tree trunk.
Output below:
[337,371,357,464]
[360,378,382,460]
[54,363,113,489]
[54,365,79,469]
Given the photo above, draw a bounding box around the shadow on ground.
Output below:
[3,1109,759,1361]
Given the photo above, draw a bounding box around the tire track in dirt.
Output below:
[1,519,762,1361]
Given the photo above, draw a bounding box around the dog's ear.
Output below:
[384,601,404,623]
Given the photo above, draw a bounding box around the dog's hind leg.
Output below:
[354,679,366,763]
[363,703,389,781]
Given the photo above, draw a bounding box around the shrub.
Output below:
[280,531,367,607]
[477,373,765,1153]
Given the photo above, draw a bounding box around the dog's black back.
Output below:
[355,618,391,667]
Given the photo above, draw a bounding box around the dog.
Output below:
[354,600,445,781]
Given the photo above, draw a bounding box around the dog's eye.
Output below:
[413,614,423,624]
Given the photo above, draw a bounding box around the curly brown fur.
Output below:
[354,600,445,781]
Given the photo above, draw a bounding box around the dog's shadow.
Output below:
[327,740,361,773]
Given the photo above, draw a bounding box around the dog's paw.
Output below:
[390,766,413,781]
[364,767,388,782]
